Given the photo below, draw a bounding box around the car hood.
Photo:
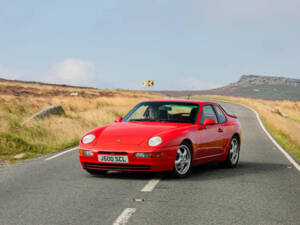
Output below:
[95,122,187,146]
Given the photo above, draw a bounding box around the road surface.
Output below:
[0,102,299,225]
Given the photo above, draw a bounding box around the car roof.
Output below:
[143,99,217,105]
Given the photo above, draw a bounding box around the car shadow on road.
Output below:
[163,160,292,181]
[83,161,291,181]
[84,170,168,180]
[193,161,291,180]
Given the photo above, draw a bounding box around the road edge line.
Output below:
[113,208,136,225]
[241,103,300,172]
[45,146,78,161]
[218,99,300,173]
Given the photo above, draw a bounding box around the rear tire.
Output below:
[86,169,107,175]
[172,142,193,178]
[223,136,240,168]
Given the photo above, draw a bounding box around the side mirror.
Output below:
[232,113,237,118]
[114,116,123,123]
[203,118,216,126]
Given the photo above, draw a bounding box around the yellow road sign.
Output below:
[142,80,154,88]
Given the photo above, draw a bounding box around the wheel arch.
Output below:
[180,138,194,159]
[232,133,241,150]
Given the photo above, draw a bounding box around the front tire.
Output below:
[223,136,240,168]
[172,142,193,178]
[86,169,107,175]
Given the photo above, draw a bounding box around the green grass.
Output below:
[263,119,300,161]
[0,101,79,163]
[0,132,79,162]
[0,112,77,162]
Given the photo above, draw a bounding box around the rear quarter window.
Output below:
[214,105,226,123]
[219,105,237,118]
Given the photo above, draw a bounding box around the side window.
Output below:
[200,105,218,124]
[130,105,148,120]
[214,105,226,123]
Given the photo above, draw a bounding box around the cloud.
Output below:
[45,58,97,86]
[1,61,221,91]
[1,59,99,87]
[0,65,33,80]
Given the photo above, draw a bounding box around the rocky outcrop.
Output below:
[23,105,65,124]
[33,105,65,119]
[154,75,300,100]
[237,75,300,87]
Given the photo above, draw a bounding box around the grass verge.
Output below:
[263,119,300,160]
[192,95,300,162]
[0,81,162,163]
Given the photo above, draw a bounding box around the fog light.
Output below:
[134,153,149,158]
[79,150,94,156]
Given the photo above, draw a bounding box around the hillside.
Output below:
[157,75,300,100]
[0,78,161,163]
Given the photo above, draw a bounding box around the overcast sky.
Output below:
[1,0,300,90]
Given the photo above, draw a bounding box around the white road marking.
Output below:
[244,104,300,173]
[113,208,136,225]
[141,178,160,192]
[45,146,78,161]
[216,99,300,173]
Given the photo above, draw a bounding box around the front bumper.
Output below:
[79,146,177,172]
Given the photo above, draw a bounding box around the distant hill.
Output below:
[0,77,96,90]
[156,75,300,100]
[2,75,300,100]
[0,77,154,98]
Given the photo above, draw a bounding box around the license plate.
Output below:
[98,155,129,163]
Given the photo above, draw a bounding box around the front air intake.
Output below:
[84,162,151,171]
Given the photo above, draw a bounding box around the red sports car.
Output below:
[79,100,241,177]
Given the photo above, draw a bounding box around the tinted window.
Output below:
[123,102,199,124]
[214,105,226,123]
[200,105,218,124]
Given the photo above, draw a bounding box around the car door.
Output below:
[213,104,228,154]
[194,104,224,159]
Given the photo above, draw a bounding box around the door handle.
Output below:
[218,128,223,133]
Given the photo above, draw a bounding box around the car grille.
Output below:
[84,162,152,171]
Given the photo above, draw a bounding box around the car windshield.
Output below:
[123,102,199,124]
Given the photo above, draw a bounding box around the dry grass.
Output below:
[194,95,300,160]
[0,81,162,163]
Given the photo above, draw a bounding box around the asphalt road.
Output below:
[0,102,300,225]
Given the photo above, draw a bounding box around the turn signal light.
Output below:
[134,152,164,158]
[149,152,165,158]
